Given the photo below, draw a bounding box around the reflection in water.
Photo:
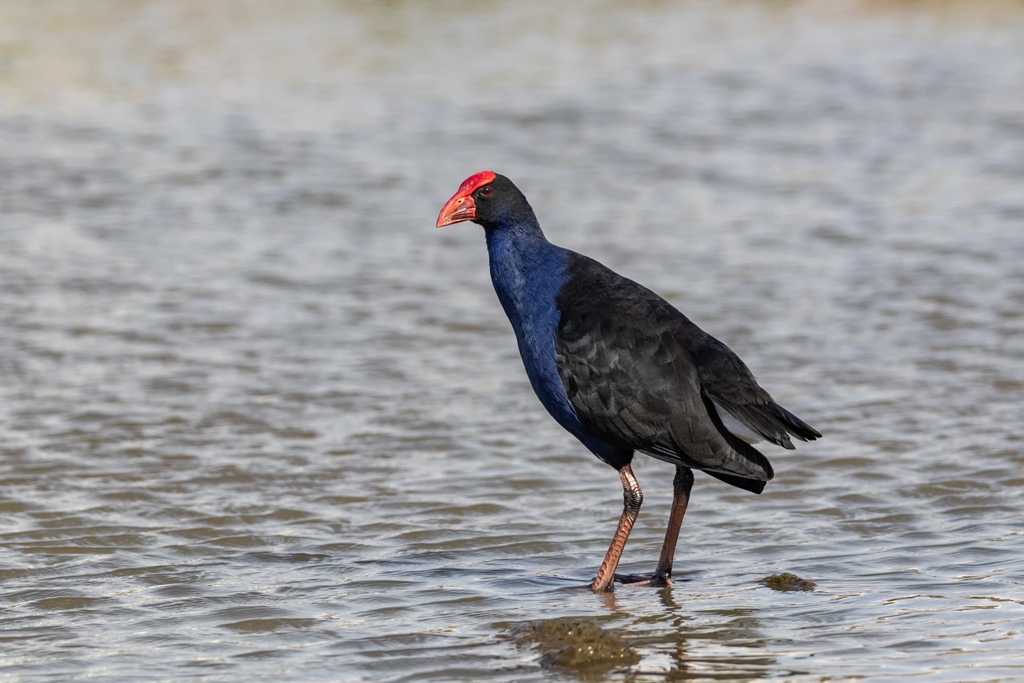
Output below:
[1,0,1023,681]
[506,591,779,680]
[623,590,779,680]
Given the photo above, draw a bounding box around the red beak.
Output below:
[436,194,476,227]
[436,170,497,227]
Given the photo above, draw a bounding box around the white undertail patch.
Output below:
[712,400,763,444]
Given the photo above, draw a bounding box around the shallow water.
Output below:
[1,1,1023,680]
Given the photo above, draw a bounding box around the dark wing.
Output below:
[555,253,781,491]
[693,335,822,449]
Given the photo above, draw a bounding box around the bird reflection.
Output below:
[583,584,779,681]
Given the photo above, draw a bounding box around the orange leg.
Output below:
[651,466,694,586]
[614,465,694,588]
[590,463,643,593]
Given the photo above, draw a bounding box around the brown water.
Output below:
[1,1,1023,680]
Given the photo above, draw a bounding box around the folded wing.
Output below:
[555,253,819,493]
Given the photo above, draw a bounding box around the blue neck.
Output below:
[483,217,560,341]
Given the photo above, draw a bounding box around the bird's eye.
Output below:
[480,186,492,196]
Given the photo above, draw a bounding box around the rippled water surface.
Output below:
[2,1,1024,680]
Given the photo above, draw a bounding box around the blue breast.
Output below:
[485,227,622,463]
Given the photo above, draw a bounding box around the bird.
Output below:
[436,171,820,592]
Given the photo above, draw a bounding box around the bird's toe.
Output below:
[613,572,673,587]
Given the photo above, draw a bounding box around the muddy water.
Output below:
[1,1,1023,680]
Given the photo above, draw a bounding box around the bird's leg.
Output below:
[590,463,643,593]
[650,465,694,587]
[615,465,693,588]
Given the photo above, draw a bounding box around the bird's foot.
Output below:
[613,572,673,588]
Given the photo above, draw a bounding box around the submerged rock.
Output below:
[761,572,817,592]
[505,618,639,678]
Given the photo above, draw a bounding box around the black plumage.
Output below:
[555,251,820,493]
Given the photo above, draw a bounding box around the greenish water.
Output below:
[1,1,1023,680]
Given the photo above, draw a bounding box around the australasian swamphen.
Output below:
[437,171,821,593]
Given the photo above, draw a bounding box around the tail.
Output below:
[706,470,767,494]
[712,399,822,450]
[701,394,774,494]
[771,404,822,442]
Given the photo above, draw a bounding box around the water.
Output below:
[1,1,1023,680]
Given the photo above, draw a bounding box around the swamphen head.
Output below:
[436,171,536,230]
